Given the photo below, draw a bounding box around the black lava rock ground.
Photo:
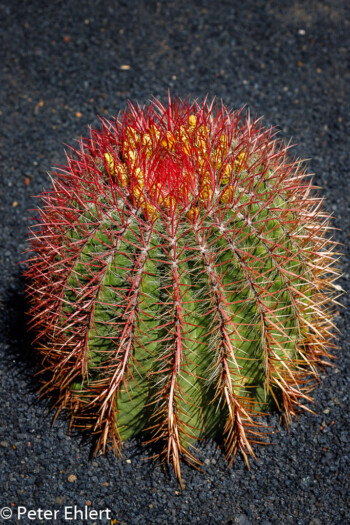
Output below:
[0,1,349,524]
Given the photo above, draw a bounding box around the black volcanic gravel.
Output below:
[0,1,349,524]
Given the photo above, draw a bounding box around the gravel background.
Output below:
[0,1,349,524]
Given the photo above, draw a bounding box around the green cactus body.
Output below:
[26,97,339,485]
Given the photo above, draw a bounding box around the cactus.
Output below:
[26,96,340,485]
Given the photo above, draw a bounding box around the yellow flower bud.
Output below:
[133,188,141,199]
[104,152,115,175]
[234,151,246,171]
[198,156,206,167]
[149,124,160,140]
[126,128,139,148]
[117,164,128,186]
[220,186,234,203]
[200,183,212,201]
[183,141,191,155]
[161,131,176,150]
[163,195,176,209]
[142,134,151,146]
[179,125,187,138]
[221,164,233,184]
[197,137,207,150]
[220,134,228,146]
[186,206,199,220]
[189,114,196,129]
[212,150,222,169]
[202,171,211,183]
[134,167,144,185]
[145,203,158,220]
[128,150,137,163]
[198,125,208,138]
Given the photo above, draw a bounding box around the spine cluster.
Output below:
[26,97,340,485]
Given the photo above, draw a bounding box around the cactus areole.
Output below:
[26,96,340,485]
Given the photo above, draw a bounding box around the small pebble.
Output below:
[67,474,77,483]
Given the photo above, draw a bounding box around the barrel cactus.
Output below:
[26,96,340,485]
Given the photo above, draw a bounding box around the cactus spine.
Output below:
[26,97,340,485]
